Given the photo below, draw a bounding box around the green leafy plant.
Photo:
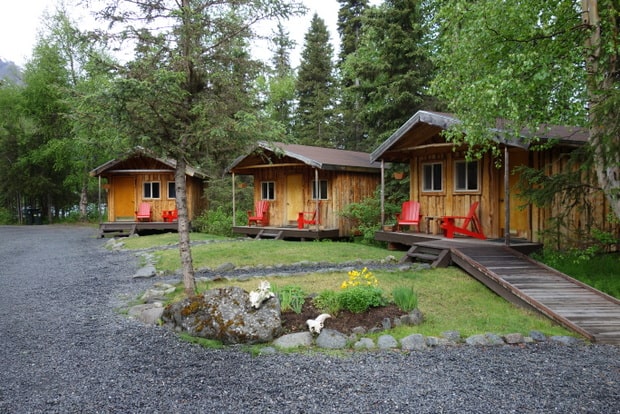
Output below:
[312,290,342,316]
[273,285,306,314]
[392,286,418,312]
[338,286,386,313]
[341,267,379,289]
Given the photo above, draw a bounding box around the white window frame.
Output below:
[143,181,161,199]
[422,162,443,192]
[261,181,275,200]
[312,179,328,200]
[454,160,480,192]
[167,181,176,199]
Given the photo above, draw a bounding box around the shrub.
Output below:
[338,286,386,313]
[193,207,247,237]
[392,286,418,312]
[273,285,306,314]
[312,290,342,316]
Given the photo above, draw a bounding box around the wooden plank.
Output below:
[450,245,620,344]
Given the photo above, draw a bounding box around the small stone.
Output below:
[529,330,547,342]
[504,333,525,344]
[377,334,398,349]
[382,317,392,330]
[400,334,427,351]
[353,338,376,350]
[441,330,461,342]
[273,332,313,349]
[316,329,348,349]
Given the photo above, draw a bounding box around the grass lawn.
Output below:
[120,233,575,340]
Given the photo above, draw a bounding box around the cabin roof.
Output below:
[228,141,382,174]
[370,110,589,162]
[89,148,208,179]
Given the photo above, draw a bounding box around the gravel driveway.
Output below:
[0,225,618,413]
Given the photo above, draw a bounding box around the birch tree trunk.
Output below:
[175,157,196,296]
[582,0,620,219]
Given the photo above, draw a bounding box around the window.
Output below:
[312,180,328,200]
[454,160,479,191]
[261,181,275,200]
[143,182,160,199]
[167,181,176,199]
[422,163,443,192]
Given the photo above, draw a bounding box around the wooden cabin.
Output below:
[371,110,618,247]
[229,142,382,239]
[90,149,207,236]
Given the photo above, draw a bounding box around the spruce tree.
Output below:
[294,14,336,147]
[342,0,437,151]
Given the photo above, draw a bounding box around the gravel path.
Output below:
[0,225,618,413]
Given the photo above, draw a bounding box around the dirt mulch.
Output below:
[280,298,407,335]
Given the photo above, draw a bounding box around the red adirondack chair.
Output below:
[162,209,178,222]
[297,202,321,229]
[135,202,152,222]
[396,201,422,232]
[440,201,486,240]
[248,200,270,226]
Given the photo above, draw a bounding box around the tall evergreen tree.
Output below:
[93,0,303,295]
[294,14,336,147]
[336,0,369,150]
[342,0,437,151]
[261,22,297,135]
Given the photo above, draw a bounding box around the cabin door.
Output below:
[286,174,304,225]
[499,149,530,239]
[113,176,136,221]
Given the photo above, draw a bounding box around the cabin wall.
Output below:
[530,148,618,248]
[248,167,380,237]
[407,145,618,246]
[105,172,206,222]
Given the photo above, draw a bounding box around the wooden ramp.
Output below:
[447,244,620,345]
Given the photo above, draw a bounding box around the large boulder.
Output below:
[161,286,282,345]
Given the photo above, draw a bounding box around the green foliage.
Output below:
[392,286,418,312]
[340,189,401,244]
[533,249,620,299]
[273,285,306,314]
[193,207,248,237]
[338,285,386,313]
[312,289,342,316]
[294,14,336,147]
[0,207,14,224]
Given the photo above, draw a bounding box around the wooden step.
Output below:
[256,230,284,240]
[400,245,451,268]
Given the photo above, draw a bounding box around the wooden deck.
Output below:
[232,225,340,241]
[98,221,179,238]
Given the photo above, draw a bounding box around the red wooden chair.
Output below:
[440,201,486,240]
[396,201,422,232]
[135,202,152,222]
[162,209,178,222]
[248,200,270,226]
[297,202,321,229]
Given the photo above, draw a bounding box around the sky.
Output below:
[0,0,381,68]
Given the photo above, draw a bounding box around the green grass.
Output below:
[534,251,620,299]
[153,239,392,272]
[123,234,578,340]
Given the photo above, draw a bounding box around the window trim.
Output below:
[454,159,480,193]
[167,181,176,199]
[261,181,276,200]
[143,181,161,199]
[312,179,328,200]
[421,162,443,193]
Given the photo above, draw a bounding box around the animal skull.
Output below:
[249,280,275,309]
[306,313,331,334]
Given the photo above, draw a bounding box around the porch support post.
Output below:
[504,146,511,246]
[380,160,385,226]
[314,168,319,231]
[98,175,102,224]
[232,172,236,227]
